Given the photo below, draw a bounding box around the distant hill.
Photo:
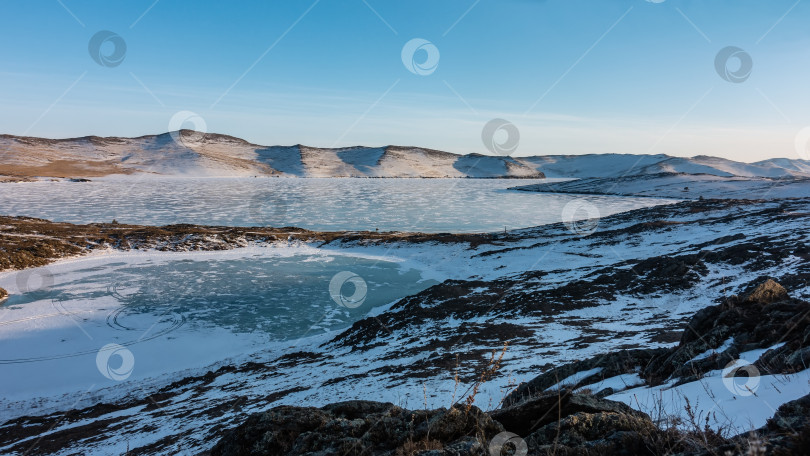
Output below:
[0,131,543,179]
[1,131,808,179]
[518,153,810,179]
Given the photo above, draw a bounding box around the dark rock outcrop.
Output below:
[765,395,810,456]
[210,394,665,456]
[503,279,810,407]
[645,278,808,384]
[766,394,810,439]
[210,400,503,456]
[492,391,661,455]
[491,391,648,437]
[502,349,668,406]
[0,286,7,301]
[524,410,659,455]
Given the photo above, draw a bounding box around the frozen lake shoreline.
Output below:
[0,246,443,410]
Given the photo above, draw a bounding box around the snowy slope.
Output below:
[517,154,810,178]
[514,172,810,199]
[2,132,809,179]
[0,133,543,179]
[516,154,672,178]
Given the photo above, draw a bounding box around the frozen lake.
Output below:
[0,249,436,401]
[0,178,676,232]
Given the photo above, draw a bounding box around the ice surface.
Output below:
[0,178,677,233]
[0,248,436,403]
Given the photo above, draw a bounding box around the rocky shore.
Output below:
[210,280,810,456]
[0,215,497,272]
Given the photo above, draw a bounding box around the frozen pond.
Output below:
[0,178,676,232]
[0,249,436,400]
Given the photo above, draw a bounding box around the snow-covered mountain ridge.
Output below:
[1,131,808,179]
[0,132,542,179]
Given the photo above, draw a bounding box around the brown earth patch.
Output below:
[0,159,133,178]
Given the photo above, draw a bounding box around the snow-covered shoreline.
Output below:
[0,245,446,413]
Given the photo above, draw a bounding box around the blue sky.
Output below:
[1,0,808,161]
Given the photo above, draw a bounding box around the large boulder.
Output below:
[492,391,665,455]
[525,411,659,455]
[0,287,7,301]
[765,394,810,438]
[744,279,788,304]
[491,391,649,437]
[759,394,810,455]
